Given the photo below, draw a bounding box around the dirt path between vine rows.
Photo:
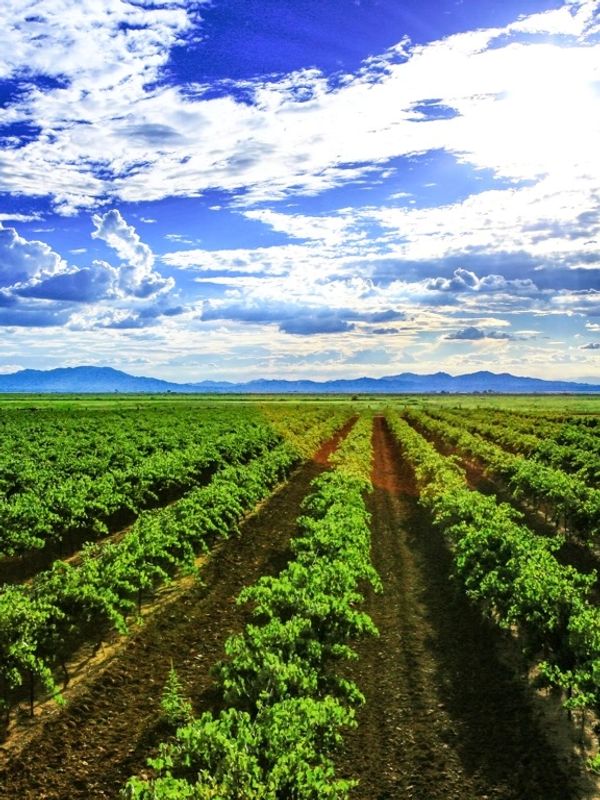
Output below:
[336,416,590,800]
[0,421,353,800]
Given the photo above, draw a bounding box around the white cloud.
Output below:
[242,208,367,247]
[444,325,513,341]
[510,0,599,36]
[0,1,598,378]
[0,222,66,286]
[0,211,178,327]
[1,1,599,213]
[164,233,198,245]
[366,176,600,264]
[426,268,538,294]
[92,210,153,271]
[163,243,309,276]
[0,364,23,374]
[0,1,199,83]
[92,209,173,297]
[551,289,600,315]
[14,260,119,303]
[163,172,599,311]
[0,213,43,222]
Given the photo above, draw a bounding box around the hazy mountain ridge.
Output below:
[0,366,598,394]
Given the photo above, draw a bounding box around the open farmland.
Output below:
[0,396,599,799]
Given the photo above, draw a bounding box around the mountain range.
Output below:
[0,366,598,394]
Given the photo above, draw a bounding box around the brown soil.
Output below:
[0,422,351,800]
[336,416,593,800]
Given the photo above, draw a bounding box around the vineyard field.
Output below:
[0,395,599,800]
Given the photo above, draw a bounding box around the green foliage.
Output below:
[437,405,600,485]
[0,406,282,558]
[387,411,600,715]
[123,413,377,798]
[586,753,600,775]
[161,665,193,728]
[124,699,357,800]
[0,404,352,720]
[328,414,374,485]
[260,405,354,461]
[0,442,297,717]
[408,407,600,541]
[0,586,60,715]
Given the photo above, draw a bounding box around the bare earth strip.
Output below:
[336,416,585,800]
[0,422,352,800]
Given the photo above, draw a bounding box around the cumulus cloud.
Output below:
[580,341,600,350]
[201,300,353,335]
[165,188,592,323]
[15,261,118,302]
[427,268,538,294]
[92,210,154,273]
[364,309,405,323]
[0,211,180,328]
[369,178,600,268]
[91,209,173,297]
[0,298,72,327]
[551,289,600,316]
[68,301,186,331]
[200,296,407,336]
[445,326,513,341]
[0,223,66,286]
[1,210,172,307]
[281,316,356,336]
[163,215,594,353]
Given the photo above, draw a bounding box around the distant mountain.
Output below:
[0,366,599,394]
[189,370,600,394]
[0,366,175,393]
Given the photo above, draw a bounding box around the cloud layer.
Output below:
[0,1,598,381]
[0,211,178,329]
[1,1,598,212]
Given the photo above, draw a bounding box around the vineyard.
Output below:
[0,395,599,799]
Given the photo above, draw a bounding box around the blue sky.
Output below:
[0,0,599,382]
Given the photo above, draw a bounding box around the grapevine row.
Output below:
[386,412,600,719]
[434,407,599,486]
[260,402,355,459]
[405,408,600,543]
[0,408,278,557]
[124,414,378,799]
[0,409,350,725]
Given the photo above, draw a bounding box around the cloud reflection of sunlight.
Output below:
[463,44,600,179]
